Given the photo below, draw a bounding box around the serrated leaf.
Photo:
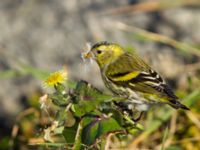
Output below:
[74,80,113,103]
[50,92,69,106]
[72,100,98,117]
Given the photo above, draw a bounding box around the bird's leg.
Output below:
[113,101,143,124]
[132,111,144,122]
[130,104,145,122]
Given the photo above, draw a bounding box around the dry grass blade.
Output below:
[155,112,177,150]
[186,111,200,129]
[172,136,200,144]
[28,138,45,145]
[185,62,200,72]
[103,0,200,15]
[114,22,200,57]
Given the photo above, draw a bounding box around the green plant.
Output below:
[34,69,143,149]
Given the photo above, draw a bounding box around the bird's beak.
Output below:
[83,51,93,59]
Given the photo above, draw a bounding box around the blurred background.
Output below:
[0,0,200,149]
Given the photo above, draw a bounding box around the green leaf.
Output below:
[50,92,69,106]
[98,117,123,135]
[66,80,77,89]
[73,80,113,103]
[56,108,75,127]
[103,108,124,126]
[72,101,98,117]
[71,81,113,117]
[54,84,66,93]
[62,123,79,144]
[81,116,124,145]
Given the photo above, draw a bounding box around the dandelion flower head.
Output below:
[44,69,68,87]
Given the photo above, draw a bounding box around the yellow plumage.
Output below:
[83,41,189,113]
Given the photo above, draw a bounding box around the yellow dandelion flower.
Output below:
[44,69,68,87]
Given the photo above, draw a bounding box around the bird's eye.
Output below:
[96,50,102,54]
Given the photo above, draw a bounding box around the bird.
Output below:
[83,41,189,120]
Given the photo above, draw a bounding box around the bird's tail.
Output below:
[169,99,190,110]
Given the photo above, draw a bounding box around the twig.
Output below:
[72,120,83,150]
[104,133,114,150]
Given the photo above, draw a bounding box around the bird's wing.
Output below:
[106,52,189,109]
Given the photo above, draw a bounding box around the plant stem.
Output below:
[72,121,83,150]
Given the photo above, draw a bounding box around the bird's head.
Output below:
[83,41,125,69]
